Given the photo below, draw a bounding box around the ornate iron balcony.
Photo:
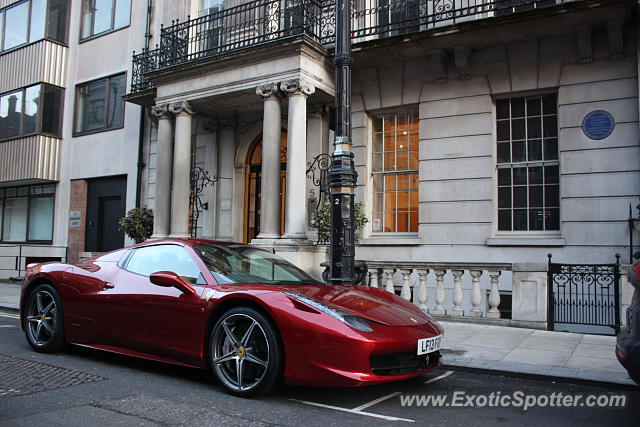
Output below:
[131,0,562,93]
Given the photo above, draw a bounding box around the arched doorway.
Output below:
[244,133,287,242]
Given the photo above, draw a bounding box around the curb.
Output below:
[0,304,19,314]
[442,361,638,390]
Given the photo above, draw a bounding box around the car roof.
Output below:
[133,238,241,248]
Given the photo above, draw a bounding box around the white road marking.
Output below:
[0,313,19,319]
[289,399,414,423]
[352,391,403,411]
[0,325,15,328]
[424,370,454,384]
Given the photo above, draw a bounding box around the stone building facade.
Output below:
[123,0,639,327]
[1,0,638,330]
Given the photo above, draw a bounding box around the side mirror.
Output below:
[150,271,196,296]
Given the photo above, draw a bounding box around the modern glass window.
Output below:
[496,94,560,232]
[0,84,64,141]
[0,0,68,53]
[74,74,125,134]
[81,0,131,40]
[372,110,419,233]
[0,184,55,243]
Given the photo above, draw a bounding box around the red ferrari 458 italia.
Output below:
[20,239,444,396]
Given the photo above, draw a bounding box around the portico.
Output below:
[136,35,334,276]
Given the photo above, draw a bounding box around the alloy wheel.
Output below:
[211,313,270,393]
[26,290,58,347]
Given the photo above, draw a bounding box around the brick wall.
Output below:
[67,179,88,263]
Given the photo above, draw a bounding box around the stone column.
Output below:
[281,79,315,240]
[216,118,236,240]
[150,104,173,239]
[168,101,194,238]
[256,83,282,239]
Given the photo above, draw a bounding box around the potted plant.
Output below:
[312,202,369,244]
[118,207,154,243]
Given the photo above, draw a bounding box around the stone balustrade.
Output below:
[362,261,513,320]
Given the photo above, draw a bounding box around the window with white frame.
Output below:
[81,0,130,40]
[371,110,419,233]
[496,94,559,232]
[0,184,55,243]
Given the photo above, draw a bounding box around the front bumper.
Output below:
[279,314,445,387]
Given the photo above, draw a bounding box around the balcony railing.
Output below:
[131,0,563,93]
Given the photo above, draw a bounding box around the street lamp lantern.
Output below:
[329,0,357,284]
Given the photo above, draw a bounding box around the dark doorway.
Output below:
[85,176,127,252]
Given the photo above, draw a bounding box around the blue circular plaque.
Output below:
[582,110,615,140]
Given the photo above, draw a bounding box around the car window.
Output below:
[125,245,201,284]
[194,243,323,285]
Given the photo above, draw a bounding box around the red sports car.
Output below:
[20,239,444,396]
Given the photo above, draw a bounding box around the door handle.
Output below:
[103,282,115,289]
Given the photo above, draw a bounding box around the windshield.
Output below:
[194,243,324,285]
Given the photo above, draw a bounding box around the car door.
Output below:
[101,244,207,366]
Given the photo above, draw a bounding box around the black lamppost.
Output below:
[329,0,357,285]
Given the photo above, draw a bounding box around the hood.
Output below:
[282,284,432,327]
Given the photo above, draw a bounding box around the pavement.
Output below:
[1,279,636,387]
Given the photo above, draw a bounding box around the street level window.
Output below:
[0,0,68,53]
[74,73,126,135]
[0,84,64,141]
[81,0,131,40]
[0,184,55,243]
[496,94,560,232]
[372,110,419,233]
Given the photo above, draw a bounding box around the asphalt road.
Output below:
[0,310,638,426]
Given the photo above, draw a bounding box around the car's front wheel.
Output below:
[209,307,283,397]
[23,284,65,352]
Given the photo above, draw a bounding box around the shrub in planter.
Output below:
[118,207,154,243]
[312,202,368,244]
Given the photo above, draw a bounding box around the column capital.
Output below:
[150,104,172,120]
[256,82,280,99]
[169,100,194,116]
[280,78,315,97]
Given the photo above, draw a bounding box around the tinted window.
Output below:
[126,245,201,284]
[194,243,323,285]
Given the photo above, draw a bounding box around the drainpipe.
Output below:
[136,0,154,207]
[135,107,146,208]
[145,0,153,50]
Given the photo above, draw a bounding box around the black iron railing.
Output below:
[131,0,563,93]
[548,254,621,335]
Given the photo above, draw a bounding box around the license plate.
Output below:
[417,334,442,355]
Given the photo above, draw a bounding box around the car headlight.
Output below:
[285,292,374,332]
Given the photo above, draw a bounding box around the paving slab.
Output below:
[517,335,580,353]
[502,347,572,366]
[440,321,635,386]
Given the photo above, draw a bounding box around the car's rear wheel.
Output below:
[23,284,65,352]
[209,307,283,397]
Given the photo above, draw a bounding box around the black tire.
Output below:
[209,307,283,397]
[629,371,640,386]
[23,284,65,353]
